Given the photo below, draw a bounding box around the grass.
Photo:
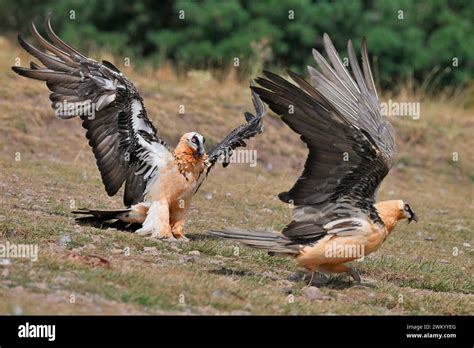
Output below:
[0,37,473,315]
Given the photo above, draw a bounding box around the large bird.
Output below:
[209,34,417,282]
[12,16,265,241]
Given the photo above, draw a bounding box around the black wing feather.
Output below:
[12,15,172,206]
[206,82,265,171]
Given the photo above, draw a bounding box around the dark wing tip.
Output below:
[278,191,292,203]
[11,66,27,76]
[102,60,121,73]
[244,111,254,122]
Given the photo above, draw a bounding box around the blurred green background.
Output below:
[0,0,472,89]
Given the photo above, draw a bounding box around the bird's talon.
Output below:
[348,268,361,283]
[135,229,152,236]
[158,235,177,242]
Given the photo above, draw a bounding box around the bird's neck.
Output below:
[374,200,404,233]
[174,141,207,178]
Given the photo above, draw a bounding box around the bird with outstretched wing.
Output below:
[209,34,417,282]
[12,16,265,241]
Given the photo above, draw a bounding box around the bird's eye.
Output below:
[191,136,197,144]
[404,204,411,211]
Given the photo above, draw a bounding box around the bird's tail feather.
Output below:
[72,208,131,221]
[208,229,301,254]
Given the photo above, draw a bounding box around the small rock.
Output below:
[179,256,196,264]
[262,271,278,280]
[144,246,158,255]
[204,192,213,200]
[462,243,471,248]
[230,310,251,315]
[209,259,224,266]
[169,244,182,252]
[424,236,435,241]
[32,282,48,290]
[212,290,225,298]
[454,225,466,231]
[0,259,11,266]
[12,306,23,315]
[58,234,71,247]
[415,175,424,182]
[260,208,272,214]
[302,286,331,301]
[416,232,423,238]
[110,248,123,254]
[188,250,200,256]
[439,259,450,264]
[280,286,292,294]
[226,192,232,197]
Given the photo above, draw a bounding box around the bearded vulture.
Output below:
[12,16,265,240]
[209,34,417,282]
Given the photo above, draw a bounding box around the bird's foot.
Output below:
[135,226,176,241]
[152,227,176,241]
[175,235,190,242]
[135,227,152,236]
[306,272,316,287]
[171,225,189,242]
[347,267,361,283]
[172,232,189,242]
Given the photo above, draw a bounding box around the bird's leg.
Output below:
[171,219,188,241]
[319,264,361,283]
[135,200,174,240]
[347,267,361,283]
[170,200,189,242]
[307,271,316,287]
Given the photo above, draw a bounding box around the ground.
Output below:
[0,37,472,314]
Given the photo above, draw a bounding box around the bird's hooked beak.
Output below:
[195,144,205,158]
[406,205,418,224]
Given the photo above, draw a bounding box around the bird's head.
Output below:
[374,199,418,232]
[399,200,418,223]
[180,132,206,158]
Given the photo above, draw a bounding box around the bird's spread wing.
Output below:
[252,34,396,243]
[12,16,173,206]
[206,82,265,172]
